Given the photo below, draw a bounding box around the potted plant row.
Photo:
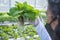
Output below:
[0,24,21,40]
[0,1,40,40]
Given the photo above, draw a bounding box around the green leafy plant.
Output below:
[0,25,19,40]
[8,2,40,22]
[0,13,6,16]
[23,25,37,36]
[18,25,40,40]
[0,2,47,40]
[0,16,18,22]
[0,12,18,22]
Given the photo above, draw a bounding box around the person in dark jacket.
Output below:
[45,6,58,39]
[45,0,60,40]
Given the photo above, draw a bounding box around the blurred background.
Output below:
[0,0,48,40]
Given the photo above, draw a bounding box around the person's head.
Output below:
[46,5,53,24]
[47,0,60,39]
[46,0,60,30]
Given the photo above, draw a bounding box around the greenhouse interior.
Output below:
[1,0,60,40]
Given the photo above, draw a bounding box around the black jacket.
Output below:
[45,24,60,40]
[45,24,54,40]
[53,25,60,40]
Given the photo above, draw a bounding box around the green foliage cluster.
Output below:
[0,13,18,22]
[0,25,19,40]
[0,16,18,22]
[18,25,40,40]
[0,1,47,40]
[8,2,40,21]
[23,25,37,36]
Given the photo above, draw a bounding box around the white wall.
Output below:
[36,0,48,10]
[0,0,10,12]
[0,0,48,12]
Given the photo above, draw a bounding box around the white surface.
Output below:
[0,0,48,12]
[35,17,52,40]
[0,22,17,26]
[0,0,10,12]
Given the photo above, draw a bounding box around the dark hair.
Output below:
[48,0,60,16]
[48,0,60,40]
